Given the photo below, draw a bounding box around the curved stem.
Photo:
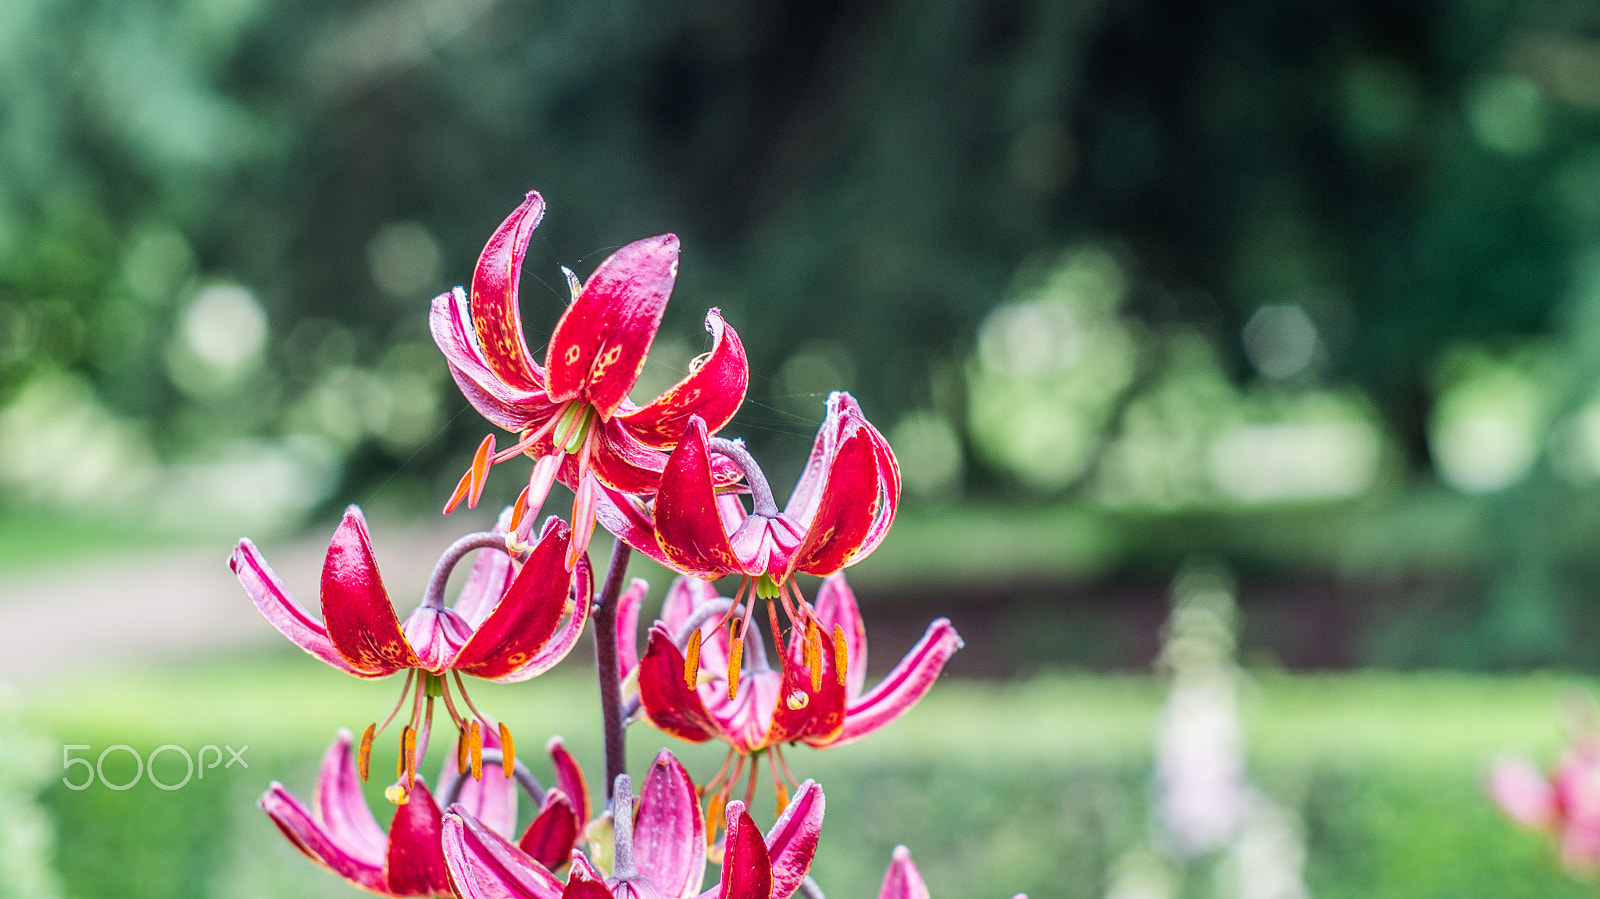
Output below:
[422,532,509,609]
[708,438,779,517]
[439,750,547,808]
[593,538,633,800]
[798,876,827,899]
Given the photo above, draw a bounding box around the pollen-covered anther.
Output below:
[499,723,515,777]
[469,720,484,781]
[832,624,848,687]
[399,725,417,786]
[726,630,744,701]
[774,779,791,810]
[806,620,822,692]
[703,792,726,848]
[684,628,704,688]
[358,723,376,782]
[456,725,471,776]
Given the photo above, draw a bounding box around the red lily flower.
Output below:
[431,191,750,568]
[875,846,1028,899]
[599,392,900,690]
[442,749,824,899]
[231,505,591,801]
[625,574,959,817]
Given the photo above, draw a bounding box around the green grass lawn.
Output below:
[20,658,1592,898]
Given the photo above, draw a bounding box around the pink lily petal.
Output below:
[662,576,729,673]
[499,551,593,683]
[546,737,592,825]
[717,802,773,899]
[260,783,387,893]
[517,789,580,872]
[442,808,564,899]
[455,507,517,626]
[634,750,707,899]
[654,418,750,578]
[384,779,452,897]
[431,287,553,432]
[1488,756,1557,830]
[877,846,930,899]
[586,420,672,495]
[766,628,847,747]
[315,729,388,860]
[810,619,961,749]
[451,517,574,681]
[594,488,678,570]
[786,422,891,579]
[812,574,868,700]
[562,854,615,899]
[229,538,361,675]
[783,391,855,526]
[764,780,824,899]
[615,577,650,678]
[469,193,547,394]
[616,309,749,449]
[637,625,722,744]
[440,727,518,839]
[546,234,679,417]
[321,506,419,676]
[706,665,784,755]
[403,606,475,673]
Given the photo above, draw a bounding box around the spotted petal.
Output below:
[810,619,961,749]
[431,287,553,432]
[653,418,748,579]
[452,518,580,682]
[637,625,721,744]
[321,507,419,677]
[546,234,679,417]
[786,398,898,579]
[230,538,361,675]
[617,309,748,448]
[470,193,547,394]
[634,750,706,899]
[442,807,564,899]
[765,628,846,747]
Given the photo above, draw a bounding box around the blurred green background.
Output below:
[5,0,1600,894]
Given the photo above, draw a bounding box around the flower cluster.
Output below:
[232,190,978,898]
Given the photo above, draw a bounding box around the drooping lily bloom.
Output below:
[875,846,1028,899]
[1489,739,1600,874]
[260,728,511,897]
[231,505,591,802]
[442,749,824,899]
[431,191,750,567]
[600,392,899,690]
[626,574,959,818]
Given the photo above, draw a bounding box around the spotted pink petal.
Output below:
[877,846,930,899]
[404,607,474,673]
[654,418,748,579]
[786,421,893,579]
[384,780,452,896]
[765,780,824,899]
[452,518,575,681]
[518,789,580,872]
[717,802,773,899]
[812,574,868,700]
[784,393,899,575]
[470,193,547,394]
[587,420,672,495]
[547,737,592,825]
[810,619,961,749]
[431,287,553,432]
[260,783,387,893]
[546,234,679,417]
[230,538,361,675]
[1488,757,1557,830]
[321,507,419,676]
[634,750,707,899]
[617,309,749,448]
[637,625,721,744]
[442,808,564,899]
[454,507,517,627]
[615,577,650,678]
[315,729,388,860]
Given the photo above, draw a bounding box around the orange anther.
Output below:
[807,620,822,692]
[469,720,483,781]
[399,725,417,788]
[358,724,376,782]
[468,433,496,507]
[774,780,791,811]
[456,726,470,776]
[726,632,744,701]
[704,793,726,848]
[833,624,848,687]
[509,486,531,535]
[684,628,704,688]
[499,723,515,778]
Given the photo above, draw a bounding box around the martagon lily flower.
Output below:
[441,749,824,899]
[600,392,899,693]
[231,506,591,802]
[622,573,959,820]
[431,191,750,568]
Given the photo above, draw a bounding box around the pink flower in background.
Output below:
[1490,740,1600,873]
[232,506,591,801]
[875,846,1028,899]
[431,191,749,567]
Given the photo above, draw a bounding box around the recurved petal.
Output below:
[230,538,361,675]
[431,288,552,432]
[589,420,670,495]
[451,518,575,682]
[785,423,890,579]
[637,625,722,744]
[547,737,592,825]
[617,309,749,448]
[444,726,518,839]
[321,506,419,676]
[260,783,387,893]
[442,807,564,899]
[812,574,868,699]
[765,781,824,899]
[546,234,680,417]
[454,508,517,626]
[385,779,452,897]
[487,551,593,683]
[314,729,388,861]
[594,488,675,569]
[518,789,580,872]
[876,847,930,899]
[660,576,721,636]
[634,750,706,899]
[615,577,651,678]
[653,418,747,579]
[470,193,547,394]
[811,619,961,749]
[717,802,773,899]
